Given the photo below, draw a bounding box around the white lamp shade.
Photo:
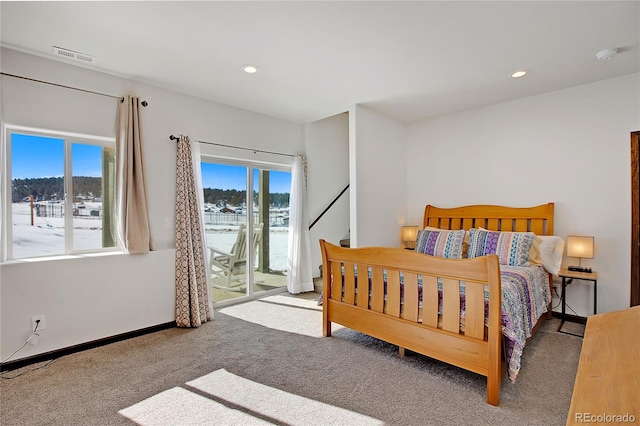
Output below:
[566,235,594,259]
[401,225,419,243]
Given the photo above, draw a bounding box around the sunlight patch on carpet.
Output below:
[218,294,344,337]
[119,369,381,425]
[189,369,382,425]
[119,386,268,425]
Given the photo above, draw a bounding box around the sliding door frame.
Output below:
[201,154,292,308]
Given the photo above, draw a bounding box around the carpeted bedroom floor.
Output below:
[0,293,583,425]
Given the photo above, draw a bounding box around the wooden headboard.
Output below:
[423,203,555,236]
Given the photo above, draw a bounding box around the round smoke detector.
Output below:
[596,48,619,61]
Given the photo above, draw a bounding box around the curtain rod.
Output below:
[169,135,294,158]
[0,72,148,106]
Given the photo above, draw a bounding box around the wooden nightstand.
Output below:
[557,269,598,337]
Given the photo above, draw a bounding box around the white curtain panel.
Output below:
[287,155,314,294]
[116,95,151,253]
[175,135,212,327]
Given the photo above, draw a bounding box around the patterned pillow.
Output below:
[415,229,466,259]
[467,228,535,266]
[425,226,469,258]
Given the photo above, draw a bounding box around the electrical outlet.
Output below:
[165,217,173,229]
[32,315,46,331]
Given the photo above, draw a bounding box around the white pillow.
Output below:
[534,236,565,275]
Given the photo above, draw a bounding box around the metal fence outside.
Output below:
[30,204,289,226]
[204,212,288,227]
[33,204,102,219]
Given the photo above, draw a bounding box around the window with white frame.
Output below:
[3,127,117,260]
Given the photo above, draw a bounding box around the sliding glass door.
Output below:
[201,159,291,305]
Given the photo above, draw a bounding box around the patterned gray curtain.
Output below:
[175,135,211,327]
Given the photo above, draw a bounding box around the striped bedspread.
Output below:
[496,265,551,382]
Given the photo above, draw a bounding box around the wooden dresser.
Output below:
[566,306,640,425]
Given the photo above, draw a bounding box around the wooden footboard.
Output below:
[320,240,503,405]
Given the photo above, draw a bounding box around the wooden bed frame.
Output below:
[424,203,555,320]
[320,203,554,406]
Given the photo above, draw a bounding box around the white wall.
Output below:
[350,105,407,247]
[0,47,303,361]
[306,113,350,277]
[406,73,640,316]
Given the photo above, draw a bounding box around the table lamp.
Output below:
[566,235,594,273]
[402,225,419,249]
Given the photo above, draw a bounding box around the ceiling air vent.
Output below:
[52,46,96,65]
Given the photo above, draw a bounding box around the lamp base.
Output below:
[568,265,592,273]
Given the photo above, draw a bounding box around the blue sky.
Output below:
[11,133,102,178]
[12,133,291,193]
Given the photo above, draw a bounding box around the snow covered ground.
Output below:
[11,202,106,258]
[10,202,289,271]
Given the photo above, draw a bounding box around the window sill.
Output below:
[2,250,126,265]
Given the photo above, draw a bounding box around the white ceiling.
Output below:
[1,1,638,124]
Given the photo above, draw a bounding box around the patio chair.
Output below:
[209,223,263,291]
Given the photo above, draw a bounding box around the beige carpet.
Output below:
[0,293,582,425]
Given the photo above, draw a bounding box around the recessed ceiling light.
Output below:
[242,65,259,74]
[596,48,618,61]
[511,70,529,78]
